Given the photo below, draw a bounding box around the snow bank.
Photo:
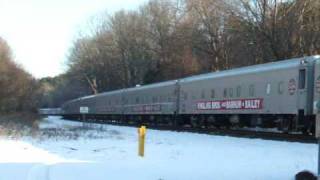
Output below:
[0,116,317,180]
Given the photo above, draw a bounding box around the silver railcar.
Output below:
[60,56,320,133]
[178,56,320,131]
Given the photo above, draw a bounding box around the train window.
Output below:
[136,97,139,103]
[211,89,215,98]
[229,88,233,97]
[184,92,188,100]
[223,88,228,98]
[278,81,284,94]
[192,92,196,99]
[152,96,157,103]
[236,86,241,97]
[249,84,255,97]
[299,69,306,89]
[266,83,271,95]
[201,90,205,99]
[182,104,186,112]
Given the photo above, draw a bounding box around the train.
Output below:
[53,56,320,135]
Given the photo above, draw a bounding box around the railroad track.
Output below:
[150,126,316,144]
[72,118,317,144]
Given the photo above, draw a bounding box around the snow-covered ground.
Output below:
[0,116,317,180]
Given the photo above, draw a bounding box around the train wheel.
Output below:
[277,118,290,134]
[207,116,215,129]
[301,127,309,135]
[190,116,198,128]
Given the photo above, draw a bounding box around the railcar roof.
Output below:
[64,80,177,103]
[86,89,123,98]
[180,56,320,83]
[124,80,177,92]
[65,89,123,103]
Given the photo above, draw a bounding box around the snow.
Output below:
[0,116,317,180]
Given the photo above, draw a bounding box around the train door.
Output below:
[313,57,320,115]
[174,80,180,115]
[297,59,315,130]
[297,67,307,114]
[313,57,320,136]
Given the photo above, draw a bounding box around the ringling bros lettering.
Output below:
[197,98,263,110]
[132,104,162,112]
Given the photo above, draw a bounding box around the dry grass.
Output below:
[36,124,123,141]
[0,112,40,138]
[0,114,123,141]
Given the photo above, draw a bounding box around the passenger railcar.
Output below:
[122,81,178,125]
[178,57,315,132]
[94,90,123,115]
[60,56,320,134]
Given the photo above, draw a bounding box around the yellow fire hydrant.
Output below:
[138,126,146,157]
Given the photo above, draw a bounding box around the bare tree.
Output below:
[56,0,320,106]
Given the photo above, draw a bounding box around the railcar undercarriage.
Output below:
[62,113,315,135]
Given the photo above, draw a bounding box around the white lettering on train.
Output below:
[197,99,262,110]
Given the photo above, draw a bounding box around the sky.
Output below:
[0,0,147,78]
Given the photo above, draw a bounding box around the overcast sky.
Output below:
[0,0,147,78]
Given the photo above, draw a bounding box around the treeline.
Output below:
[42,0,320,107]
[0,37,41,112]
[39,74,90,108]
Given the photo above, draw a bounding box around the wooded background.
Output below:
[0,37,41,112]
[1,0,320,111]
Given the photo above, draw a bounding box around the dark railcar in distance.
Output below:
[38,108,62,116]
